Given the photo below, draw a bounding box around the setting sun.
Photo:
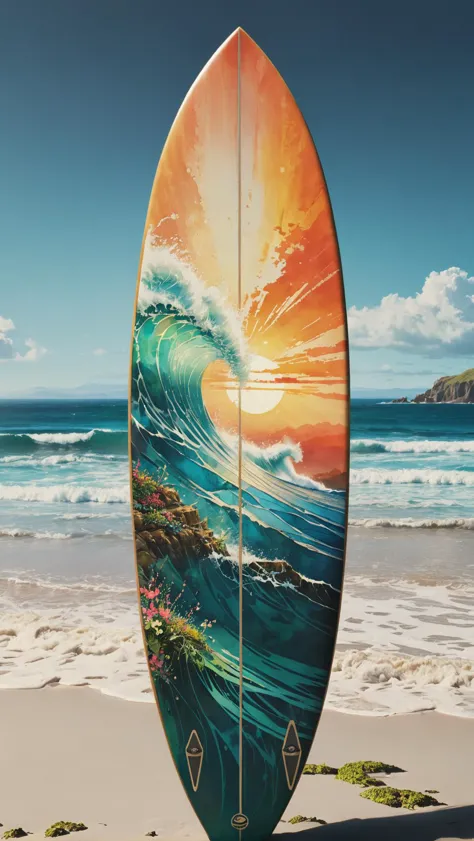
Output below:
[226,354,284,414]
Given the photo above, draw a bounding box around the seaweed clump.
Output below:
[45,823,87,837]
[361,786,442,810]
[336,760,404,787]
[288,816,327,825]
[3,830,28,839]
[303,763,338,775]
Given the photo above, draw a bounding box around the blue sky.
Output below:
[1,0,473,396]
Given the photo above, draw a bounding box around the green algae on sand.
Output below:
[45,823,87,837]
[303,763,338,775]
[361,786,442,809]
[336,760,404,787]
[288,816,327,825]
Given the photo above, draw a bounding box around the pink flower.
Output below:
[158,607,171,622]
[143,603,158,619]
[149,653,164,672]
[142,492,164,508]
[141,587,160,599]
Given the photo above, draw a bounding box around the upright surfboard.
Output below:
[130,28,348,841]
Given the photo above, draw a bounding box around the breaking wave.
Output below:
[350,468,474,486]
[351,438,474,455]
[0,484,129,504]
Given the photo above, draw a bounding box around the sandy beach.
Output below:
[1,687,473,841]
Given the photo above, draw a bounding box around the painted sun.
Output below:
[141,30,348,485]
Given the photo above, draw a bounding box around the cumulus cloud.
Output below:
[0,315,47,362]
[348,267,474,354]
[15,338,47,362]
[0,316,15,359]
[93,347,107,356]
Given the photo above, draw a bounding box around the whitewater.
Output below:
[2,565,474,717]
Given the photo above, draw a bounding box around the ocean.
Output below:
[1,398,473,717]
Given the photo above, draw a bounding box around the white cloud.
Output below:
[0,315,47,363]
[93,347,107,356]
[15,338,47,363]
[0,316,15,359]
[0,316,14,333]
[348,267,474,354]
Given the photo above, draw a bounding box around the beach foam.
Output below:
[327,648,474,716]
[1,571,474,716]
[350,517,474,529]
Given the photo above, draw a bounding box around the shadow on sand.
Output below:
[278,805,474,840]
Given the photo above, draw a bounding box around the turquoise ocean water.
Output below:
[1,398,473,717]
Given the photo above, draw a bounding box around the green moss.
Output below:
[45,823,87,837]
[336,760,404,787]
[361,786,442,809]
[303,762,338,775]
[288,816,326,825]
[443,368,474,385]
[425,789,439,794]
[3,830,28,839]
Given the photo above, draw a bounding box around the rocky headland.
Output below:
[133,488,228,571]
[392,368,474,404]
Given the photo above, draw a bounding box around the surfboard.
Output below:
[130,28,348,841]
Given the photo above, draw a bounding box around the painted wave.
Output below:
[223,433,328,491]
[132,242,346,583]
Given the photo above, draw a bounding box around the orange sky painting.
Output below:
[140,29,348,485]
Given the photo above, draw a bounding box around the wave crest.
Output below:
[350,468,474,486]
[222,433,327,490]
[0,484,129,504]
[139,240,249,381]
[0,429,126,456]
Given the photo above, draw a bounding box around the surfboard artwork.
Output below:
[130,28,348,841]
